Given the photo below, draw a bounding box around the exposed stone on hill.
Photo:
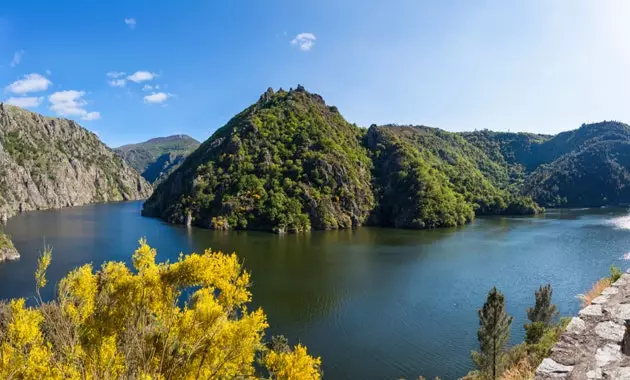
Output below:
[0,103,152,223]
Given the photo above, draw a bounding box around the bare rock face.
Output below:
[535,272,630,379]
[0,104,152,222]
[0,246,19,262]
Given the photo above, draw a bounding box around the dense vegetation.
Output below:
[115,135,200,184]
[0,240,321,379]
[144,86,545,232]
[143,86,375,233]
[464,284,568,380]
[366,126,540,228]
[464,122,630,208]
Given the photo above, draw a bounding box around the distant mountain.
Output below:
[115,135,200,184]
[0,103,152,223]
[464,121,630,207]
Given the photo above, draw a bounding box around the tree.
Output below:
[524,284,558,344]
[471,287,513,380]
[0,239,322,379]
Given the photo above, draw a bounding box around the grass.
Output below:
[579,277,613,307]
[578,265,623,307]
[501,358,534,380]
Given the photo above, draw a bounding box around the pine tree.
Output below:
[471,287,513,380]
[524,283,558,344]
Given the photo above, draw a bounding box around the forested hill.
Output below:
[142,86,540,232]
[365,125,541,229]
[0,103,152,222]
[143,86,630,232]
[115,134,200,184]
[143,86,375,232]
[464,121,630,207]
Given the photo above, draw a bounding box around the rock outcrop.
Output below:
[0,231,18,262]
[535,271,630,379]
[0,103,152,222]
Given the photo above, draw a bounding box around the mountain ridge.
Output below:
[115,134,200,184]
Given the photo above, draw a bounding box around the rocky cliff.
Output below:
[0,103,152,223]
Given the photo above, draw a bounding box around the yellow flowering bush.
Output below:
[0,239,322,379]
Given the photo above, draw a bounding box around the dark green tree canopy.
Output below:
[472,287,513,380]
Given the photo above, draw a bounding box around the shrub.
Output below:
[0,240,321,379]
[610,265,623,282]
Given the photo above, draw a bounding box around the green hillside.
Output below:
[143,86,375,232]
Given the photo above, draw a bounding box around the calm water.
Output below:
[2,202,630,379]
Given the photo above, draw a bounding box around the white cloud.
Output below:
[127,71,157,83]
[291,33,316,51]
[10,50,24,67]
[108,79,126,87]
[82,112,101,121]
[106,71,126,78]
[124,18,136,29]
[143,92,171,104]
[48,90,100,120]
[5,73,52,94]
[142,84,153,91]
[5,96,42,108]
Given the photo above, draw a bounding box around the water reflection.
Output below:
[2,202,630,379]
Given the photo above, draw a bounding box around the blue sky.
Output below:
[1,1,630,147]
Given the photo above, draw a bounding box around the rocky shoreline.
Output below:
[0,246,19,262]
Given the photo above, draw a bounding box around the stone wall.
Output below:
[535,271,630,379]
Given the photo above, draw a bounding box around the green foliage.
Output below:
[366,125,540,229]
[524,284,560,345]
[467,121,630,208]
[610,265,623,282]
[367,126,474,228]
[524,284,558,345]
[471,287,513,380]
[527,318,570,363]
[144,86,374,233]
[0,231,14,250]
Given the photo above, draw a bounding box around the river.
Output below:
[1,202,629,379]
